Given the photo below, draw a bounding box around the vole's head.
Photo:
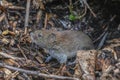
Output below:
[30,30,42,41]
[30,30,56,48]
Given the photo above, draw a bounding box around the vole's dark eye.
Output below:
[38,34,42,37]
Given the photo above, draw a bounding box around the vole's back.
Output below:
[53,31,94,58]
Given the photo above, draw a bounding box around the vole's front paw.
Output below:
[57,54,67,64]
[45,56,53,63]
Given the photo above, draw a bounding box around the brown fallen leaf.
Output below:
[1,38,9,44]
[76,50,97,80]
[2,30,15,36]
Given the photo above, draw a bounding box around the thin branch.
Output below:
[43,13,48,29]
[82,0,96,17]
[17,44,28,60]
[97,32,108,49]
[0,63,79,80]
[24,0,31,34]
[0,52,24,60]
[4,13,10,28]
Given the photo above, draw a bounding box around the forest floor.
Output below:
[0,0,119,80]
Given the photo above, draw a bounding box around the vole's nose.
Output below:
[30,32,35,41]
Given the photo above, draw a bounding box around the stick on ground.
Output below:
[0,62,79,80]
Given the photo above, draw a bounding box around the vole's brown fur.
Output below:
[30,29,94,63]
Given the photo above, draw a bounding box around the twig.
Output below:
[101,65,115,76]
[82,0,96,17]
[6,71,19,80]
[4,13,10,28]
[23,73,31,80]
[112,48,118,60]
[0,52,24,60]
[97,32,108,49]
[24,0,31,34]
[44,13,48,29]
[8,6,25,10]
[17,44,28,60]
[93,15,116,43]
[93,30,106,43]
[78,3,87,19]
[69,0,73,14]
[0,63,79,80]
[0,13,5,22]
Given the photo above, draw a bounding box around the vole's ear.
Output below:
[47,33,56,42]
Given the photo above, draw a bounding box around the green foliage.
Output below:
[69,14,76,21]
